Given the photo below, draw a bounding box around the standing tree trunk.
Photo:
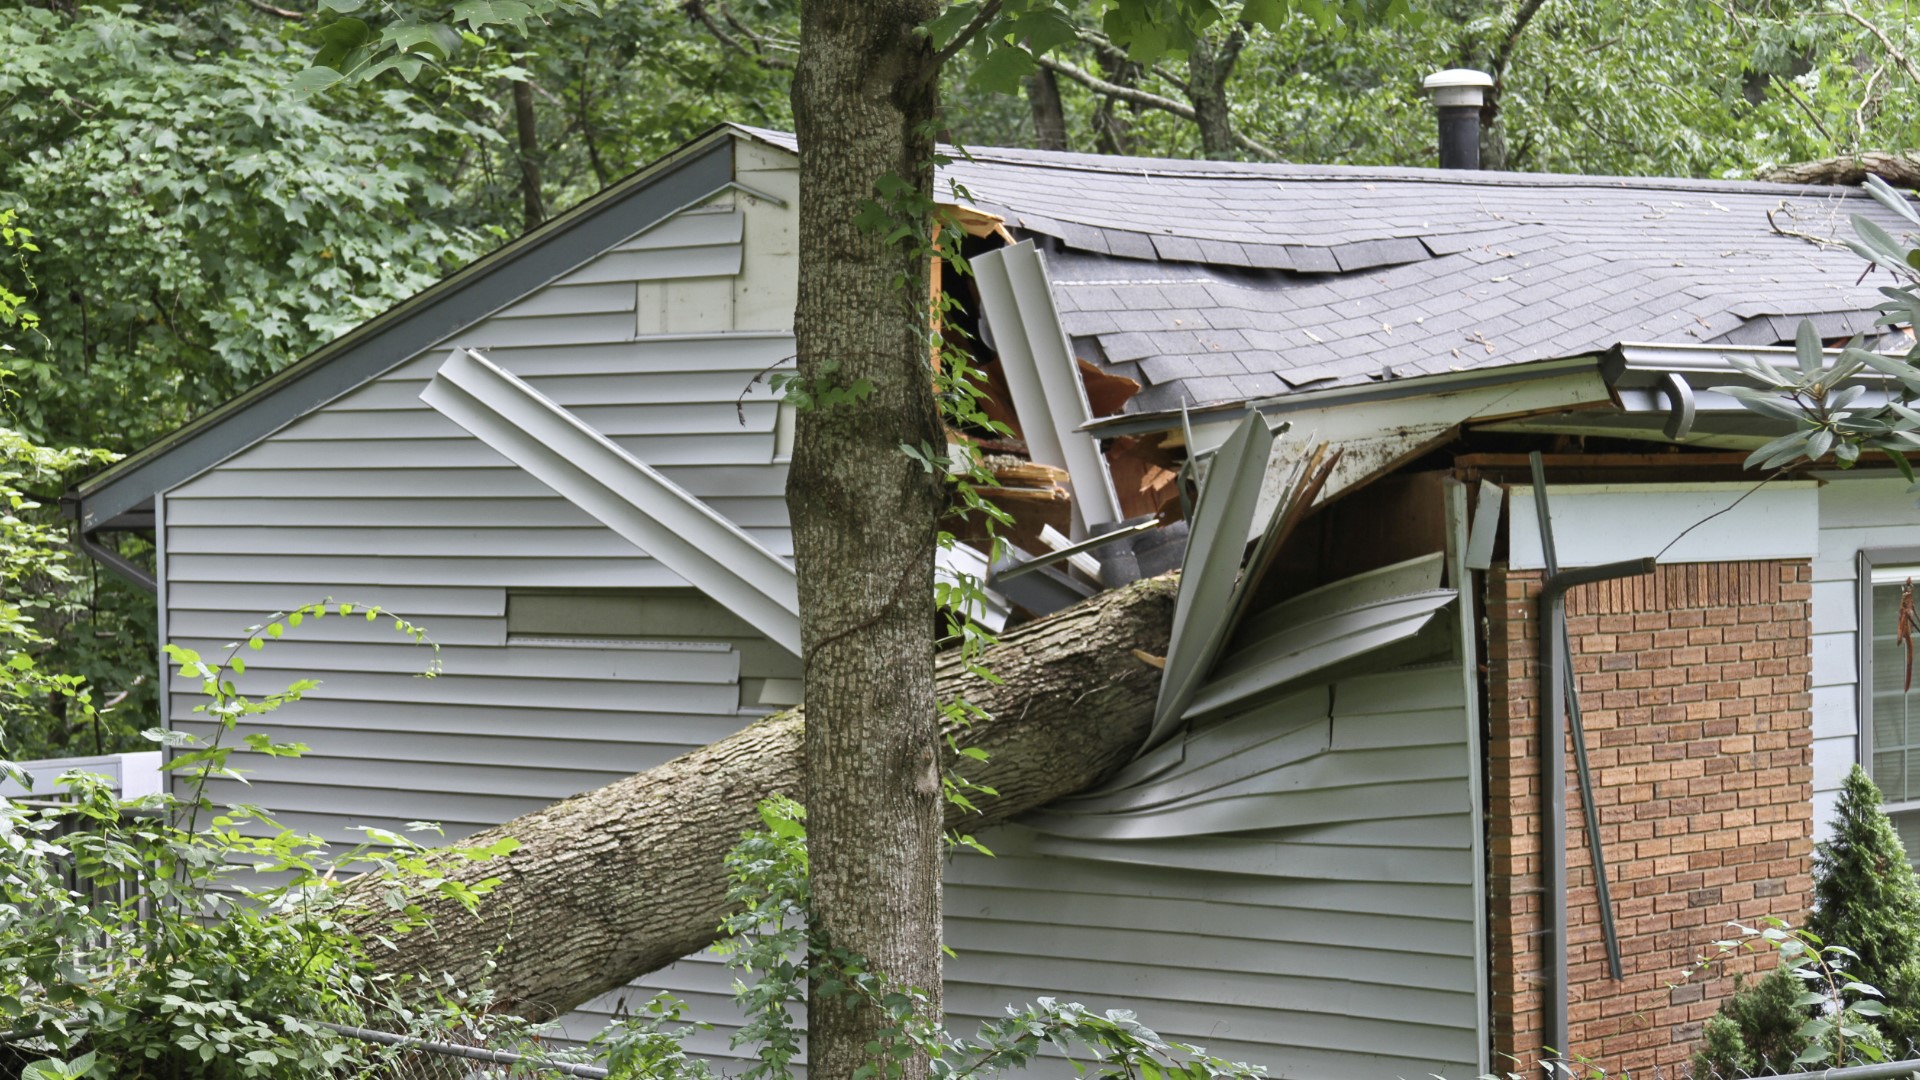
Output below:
[1184,24,1248,160]
[512,79,546,231]
[1476,0,1549,171]
[1025,67,1070,151]
[790,4,946,1079]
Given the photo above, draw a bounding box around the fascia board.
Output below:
[422,349,802,656]
[972,241,1123,535]
[1504,480,1820,570]
[75,133,737,534]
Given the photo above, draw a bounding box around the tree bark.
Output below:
[512,79,546,232]
[1185,24,1248,160]
[1025,67,1069,151]
[1477,0,1549,171]
[347,576,1176,1024]
[1761,151,1920,186]
[788,0,948,1075]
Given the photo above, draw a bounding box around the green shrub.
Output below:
[1720,966,1807,1073]
[1691,1013,1751,1077]
[1811,766,1920,1003]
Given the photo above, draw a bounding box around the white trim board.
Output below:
[1507,481,1819,569]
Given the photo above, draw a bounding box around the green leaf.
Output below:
[1796,318,1824,380]
[969,43,1037,94]
[287,66,344,99]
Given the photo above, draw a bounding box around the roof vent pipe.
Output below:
[1423,69,1493,170]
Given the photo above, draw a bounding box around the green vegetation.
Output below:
[1691,768,1920,1071]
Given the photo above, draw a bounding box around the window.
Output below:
[1865,562,1920,856]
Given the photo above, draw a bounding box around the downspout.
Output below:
[1529,452,1654,1061]
[60,495,157,594]
[75,529,156,594]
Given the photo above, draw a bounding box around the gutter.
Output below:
[1081,353,1620,439]
[58,494,156,595]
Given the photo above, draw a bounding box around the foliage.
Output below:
[0,600,531,1078]
[1690,966,1808,1076]
[1810,764,1920,1046]
[0,212,122,762]
[1715,177,1920,479]
[1687,916,1898,1069]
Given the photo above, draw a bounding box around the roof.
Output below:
[736,127,1911,414]
[81,124,1916,528]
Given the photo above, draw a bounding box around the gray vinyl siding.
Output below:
[157,132,1480,1077]
[1811,474,1920,837]
[977,663,1478,1079]
[573,662,1482,1080]
[162,189,797,845]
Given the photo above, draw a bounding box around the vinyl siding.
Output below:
[1811,474,1920,836]
[158,168,799,849]
[159,151,806,1052]
[157,132,1480,1077]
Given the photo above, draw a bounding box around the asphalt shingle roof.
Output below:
[740,126,1914,414]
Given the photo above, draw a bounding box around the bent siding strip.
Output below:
[421,348,801,655]
[983,549,1480,1079]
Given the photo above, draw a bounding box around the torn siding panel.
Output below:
[1150,413,1276,746]
[955,660,1480,1079]
[159,196,795,895]
[421,349,802,655]
[971,241,1124,535]
[994,540,1480,1078]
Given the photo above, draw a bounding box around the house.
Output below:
[66,90,1920,1076]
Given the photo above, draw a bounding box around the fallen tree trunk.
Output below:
[346,575,1176,1020]
[1761,150,1920,186]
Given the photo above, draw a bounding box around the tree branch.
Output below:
[1214,22,1251,92]
[682,0,794,70]
[1760,150,1920,187]
[1037,53,1276,159]
[1839,0,1920,86]
[1036,54,1198,121]
[240,0,307,18]
[931,0,1004,68]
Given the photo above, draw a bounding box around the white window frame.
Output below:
[1856,549,1920,814]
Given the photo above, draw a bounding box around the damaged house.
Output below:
[63,88,1920,1077]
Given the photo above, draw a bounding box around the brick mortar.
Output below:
[1485,560,1814,1074]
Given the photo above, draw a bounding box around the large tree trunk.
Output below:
[788,2,947,1078]
[1762,151,1920,186]
[512,79,546,231]
[347,576,1174,1023]
[1025,67,1069,151]
[1185,27,1246,161]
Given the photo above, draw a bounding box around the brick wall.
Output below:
[1485,561,1815,1074]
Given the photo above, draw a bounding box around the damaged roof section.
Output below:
[729,126,1916,417]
